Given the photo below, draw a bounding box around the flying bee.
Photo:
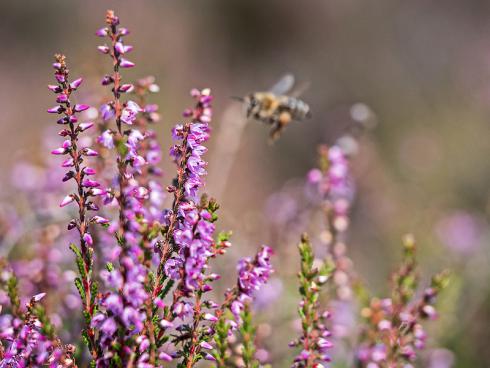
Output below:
[234,74,312,142]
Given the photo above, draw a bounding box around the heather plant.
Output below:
[0,9,451,368]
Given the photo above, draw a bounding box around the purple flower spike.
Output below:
[48,54,104,357]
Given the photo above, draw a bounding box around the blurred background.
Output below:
[1,1,490,366]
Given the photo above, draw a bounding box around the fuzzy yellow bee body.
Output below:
[238,74,312,141]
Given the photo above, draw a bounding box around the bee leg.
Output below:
[279,111,292,126]
[268,122,282,143]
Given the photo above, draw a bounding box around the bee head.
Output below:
[246,94,260,117]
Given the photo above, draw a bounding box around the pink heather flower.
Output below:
[90,216,110,225]
[203,313,218,322]
[60,195,75,207]
[83,167,96,175]
[160,319,173,329]
[98,129,115,149]
[83,148,99,157]
[33,292,47,302]
[70,77,83,89]
[100,103,115,121]
[159,352,173,362]
[78,121,94,131]
[83,232,93,246]
[200,341,213,350]
[121,101,142,125]
[96,27,109,37]
[74,104,90,112]
[51,147,67,155]
[98,45,110,54]
[47,105,64,114]
[119,83,134,93]
[435,211,484,255]
[308,168,323,184]
[82,179,100,188]
[120,58,135,68]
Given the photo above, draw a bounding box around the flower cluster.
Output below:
[96,9,148,243]
[231,245,274,323]
[131,76,165,225]
[0,262,75,367]
[289,234,334,368]
[48,54,105,358]
[307,144,354,235]
[163,88,213,282]
[211,243,274,367]
[356,235,450,367]
[307,143,358,304]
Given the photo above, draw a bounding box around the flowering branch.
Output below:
[48,54,104,361]
[97,10,141,243]
[152,88,213,300]
[0,261,76,366]
[290,234,334,368]
[356,235,450,367]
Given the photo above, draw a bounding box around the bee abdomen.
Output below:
[285,97,311,120]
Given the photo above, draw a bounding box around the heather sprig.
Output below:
[355,235,450,367]
[238,302,260,368]
[209,244,274,368]
[97,9,143,243]
[130,76,165,262]
[231,245,274,325]
[0,261,76,366]
[307,143,357,301]
[152,88,213,301]
[212,315,233,367]
[92,11,161,366]
[48,54,103,360]
[290,234,334,368]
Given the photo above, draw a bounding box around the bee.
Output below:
[234,74,312,142]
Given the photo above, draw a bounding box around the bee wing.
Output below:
[269,74,295,95]
[289,81,311,98]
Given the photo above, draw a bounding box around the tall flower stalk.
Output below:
[355,235,450,367]
[152,88,213,301]
[289,234,334,368]
[48,54,105,360]
[96,9,141,243]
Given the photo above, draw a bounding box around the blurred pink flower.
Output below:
[435,211,486,255]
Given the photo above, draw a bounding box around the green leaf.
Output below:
[74,277,86,300]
